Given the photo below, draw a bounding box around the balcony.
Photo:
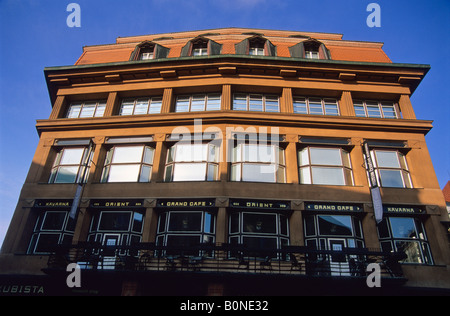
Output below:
[44,242,407,283]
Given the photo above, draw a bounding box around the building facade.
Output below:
[1,28,449,296]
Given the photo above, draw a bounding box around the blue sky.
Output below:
[0,0,449,247]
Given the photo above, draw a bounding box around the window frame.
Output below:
[293,96,340,116]
[230,142,286,183]
[232,93,280,112]
[101,144,155,183]
[164,142,220,182]
[119,96,163,116]
[49,146,93,184]
[353,100,400,119]
[174,93,221,112]
[370,149,412,188]
[298,146,354,186]
[66,101,106,119]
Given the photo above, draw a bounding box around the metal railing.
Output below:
[46,242,406,279]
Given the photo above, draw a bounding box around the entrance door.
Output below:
[102,234,120,269]
[328,239,349,276]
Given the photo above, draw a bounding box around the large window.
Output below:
[87,211,144,248]
[231,143,286,183]
[119,97,162,115]
[304,214,364,250]
[66,101,106,118]
[175,94,221,112]
[229,212,289,255]
[28,211,76,254]
[354,100,399,119]
[233,94,279,112]
[156,211,216,255]
[101,145,154,183]
[377,217,433,264]
[371,150,412,188]
[49,147,92,184]
[293,97,339,116]
[298,147,353,185]
[164,143,219,182]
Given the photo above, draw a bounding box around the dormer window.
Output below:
[249,39,266,56]
[139,47,154,60]
[181,36,222,57]
[235,35,277,57]
[129,41,170,61]
[289,39,331,60]
[304,41,320,59]
[192,41,208,56]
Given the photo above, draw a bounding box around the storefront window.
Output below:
[377,217,433,264]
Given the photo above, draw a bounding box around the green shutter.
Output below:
[235,39,249,55]
[289,42,305,58]
[209,40,222,55]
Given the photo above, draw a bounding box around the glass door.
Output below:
[328,238,349,276]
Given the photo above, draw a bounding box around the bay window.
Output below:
[231,143,286,183]
[49,147,92,184]
[101,145,154,183]
[164,143,219,182]
[370,150,412,188]
[298,147,353,185]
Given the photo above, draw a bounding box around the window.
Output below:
[156,211,216,256]
[370,150,412,188]
[354,100,399,119]
[249,41,265,56]
[175,94,221,112]
[101,145,154,183]
[229,212,289,256]
[233,94,279,112]
[164,143,219,182]
[67,101,106,118]
[49,147,92,184]
[231,143,286,183]
[377,217,433,264]
[28,211,76,254]
[298,147,353,185]
[305,50,319,59]
[304,215,364,250]
[139,47,154,60]
[293,97,339,116]
[119,97,162,115]
[87,211,144,248]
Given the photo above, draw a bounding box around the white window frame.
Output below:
[119,96,163,115]
[293,96,340,116]
[67,101,106,118]
[232,93,280,112]
[354,100,399,119]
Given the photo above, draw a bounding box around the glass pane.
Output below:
[280,215,288,236]
[298,148,309,166]
[231,164,241,181]
[166,235,200,255]
[95,103,106,117]
[299,167,311,184]
[107,164,141,182]
[304,216,316,236]
[149,97,163,114]
[175,96,190,112]
[324,99,339,115]
[249,95,263,112]
[99,212,131,231]
[354,105,366,117]
[390,217,417,239]
[158,212,167,233]
[366,101,381,118]
[204,212,215,234]
[67,104,81,118]
[207,163,218,181]
[79,102,96,118]
[120,100,135,116]
[42,212,67,230]
[395,241,422,263]
[143,147,154,164]
[60,148,84,165]
[243,213,277,234]
[381,102,397,118]
[276,166,286,183]
[308,98,323,115]
[54,166,79,183]
[242,163,276,182]
[233,94,248,111]
[191,95,206,111]
[243,236,277,250]
[318,215,353,236]
[206,94,221,111]
[311,167,345,185]
[379,169,404,187]
[132,213,144,233]
[169,212,202,232]
[139,165,152,182]
[230,213,240,233]
[265,96,279,112]
[310,148,342,165]
[175,143,207,162]
[164,164,173,182]
[173,163,207,181]
[243,144,275,163]
[134,99,149,115]
[293,97,308,114]
[35,234,61,253]
[375,151,400,168]
[112,146,144,163]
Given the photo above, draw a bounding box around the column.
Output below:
[103,91,119,117]
[221,84,231,110]
[285,134,299,184]
[281,87,293,113]
[398,94,416,119]
[339,91,354,116]
[161,88,173,113]
[151,134,166,182]
[49,95,67,119]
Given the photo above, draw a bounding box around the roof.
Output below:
[443,181,450,202]
[74,27,392,66]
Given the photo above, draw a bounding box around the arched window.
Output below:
[129,41,170,61]
[180,36,222,57]
[289,39,331,60]
[235,35,277,56]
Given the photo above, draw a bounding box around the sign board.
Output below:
[34,199,73,208]
[90,199,144,208]
[383,205,424,214]
[229,199,290,210]
[305,202,363,212]
[157,198,215,208]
